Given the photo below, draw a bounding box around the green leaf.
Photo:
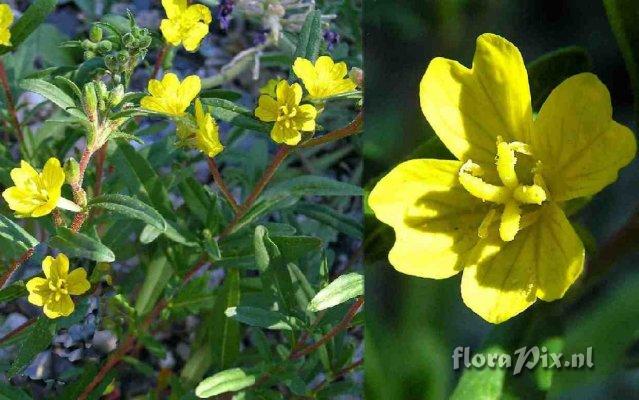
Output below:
[49,227,115,262]
[225,306,295,330]
[200,98,271,133]
[527,46,592,111]
[0,281,27,303]
[89,194,167,232]
[293,10,322,62]
[271,235,323,261]
[294,202,362,239]
[0,214,38,250]
[307,273,363,312]
[266,176,363,197]
[210,268,241,369]
[604,0,639,123]
[0,383,32,399]
[449,345,507,400]
[7,317,55,377]
[195,368,257,398]
[199,89,242,101]
[19,79,87,120]
[253,226,296,312]
[135,254,173,316]
[0,0,57,55]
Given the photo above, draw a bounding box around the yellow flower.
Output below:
[160,0,211,52]
[2,158,78,218]
[259,78,279,98]
[292,56,357,99]
[368,33,636,324]
[26,254,90,319]
[0,4,13,46]
[194,99,224,157]
[141,73,201,116]
[255,80,317,145]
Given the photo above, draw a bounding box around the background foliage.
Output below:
[364,0,639,399]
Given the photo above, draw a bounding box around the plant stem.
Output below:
[0,318,35,345]
[298,112,363,148]
[207,158,239,213]
[151,44,169,80]
[0,60,23,143]
[219,145,291,237]
[291,297,363,360]
[0,247,35,289]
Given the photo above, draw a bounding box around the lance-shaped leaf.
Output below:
[225,306,297,330]
[307,273,363,312]
[19,79,87,120]
[195,368,257,398]
[89,194,167,232]
[49,228,115,262]
[0,0,57,55]
[0,214,38,250]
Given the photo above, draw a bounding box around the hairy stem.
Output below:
[0,60,23,143]
[0,247,35,289]
[207,158,240,213]
[299,112,363,148]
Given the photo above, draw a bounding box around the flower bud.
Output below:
[109,84,125,106]
[349,67,363,88]
[122,32,135,48]
[104,54,117,71]
[83,51,96,60]
[83,82,98,119]
[97,40,112,53]
[63,158,80,185]
[116,50,128,64]
[89,25,103,42]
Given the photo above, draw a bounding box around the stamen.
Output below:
[513,184,547,205]
[459,161,510,204]
[496,142,518,188]
[499,201,521,242]
[478,208,497,238]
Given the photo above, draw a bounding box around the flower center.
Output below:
[458,140,547,242]
[48,278,69,301]
[277,105,298,129]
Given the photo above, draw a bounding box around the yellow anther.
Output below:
[499,201,521,242]
[513,184,547,205]
[496,141,518,188]
[459,160,510,204]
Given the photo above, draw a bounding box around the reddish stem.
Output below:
[151,44,169,80]
[299,112,363,148]
[93,143,108,197]
[0,318,35,345]
[220,146,291,237]
[207,158,239,212]
[0,60,23,142]
[0,247,35,289]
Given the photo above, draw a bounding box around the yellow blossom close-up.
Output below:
[0,3,13,46]
[1,158,78,218]
[194,99,224,158]
[368,33,636,324]
[293,56,357,99]
[160,0,212,52]
[255,80,318,145]
[26,253,91,319]
[141,72,201,117]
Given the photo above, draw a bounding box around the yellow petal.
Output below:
[178,75,202,106]
[420,33,532,165]
[294,104,317,131]
[10,160,38,187]
[2,187,40,216]
[160,19,182,46]
[182,22,209,52]
[43,295,74,318]
[186,4,212,24]
[255,95,279,122]
[531,73,637,201]
[162,0,186,19]
[530,203,585,301]
[369,159,487,278]
[67,268,91,295]
[140,96,168,114]
[42,158,65,193]
[293,58,318,83]
[26,277,49,306]
[271,123,301,145]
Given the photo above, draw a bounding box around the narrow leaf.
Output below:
[135,254,172,316]
[307,273,363,312]
[0,214,38,249]
[49,228,115,262]
[195,368,256,398]
[0,0,57,54]
[89,194,167,232]
[225,306,294,330]
[19,79,86,119]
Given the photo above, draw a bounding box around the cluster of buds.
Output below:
[82,81,125,122]
[82,26,113,60]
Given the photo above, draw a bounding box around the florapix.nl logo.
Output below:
[452,346,594,376]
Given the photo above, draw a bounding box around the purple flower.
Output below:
[323,30,340,50]
[217,0,234,30]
